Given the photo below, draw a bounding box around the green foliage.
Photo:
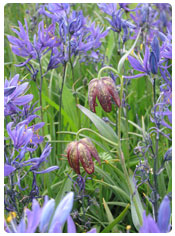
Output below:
[4,3,172,233]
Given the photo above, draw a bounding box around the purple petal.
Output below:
[49,192,74,233]
[32,166,59,174]
[10,74,20,86]
[7,122,15,142]
[15,57,33,67]
[87,228,97,233]
[13,94,33,105]
[39,199,55,232]
[139,212,160,233]
[143,46,150,72]
[158,196,171,232]
[26,199,41,233]
[124,73,147,79]
[67,216,76,233]
[4,164,16,177]
[4,86,16,96]
[10,82,29,99]
[128,55,146,72]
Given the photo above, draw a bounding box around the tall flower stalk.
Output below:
[97,66,143,225]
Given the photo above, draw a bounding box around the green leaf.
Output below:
[105,31,116,63]
[55,174,72,206]
[42,92,77,131]
[94,179,130,201]
[103,198,114,223]
[62,86,78,129]
[101,203,130,233]
[77,105,118,143]
[129,176,144,230]
[118,28,141,74]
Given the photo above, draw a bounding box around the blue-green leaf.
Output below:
[77,105,118,143]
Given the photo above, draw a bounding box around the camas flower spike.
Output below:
[66,138,101,174]
[88,77,121,113]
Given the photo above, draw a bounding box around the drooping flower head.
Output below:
[66,138,101,174]
[88,77,120,113]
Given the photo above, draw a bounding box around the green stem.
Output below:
[76,128,118,147]
[58,63,67,154]
[117,75,143,226]
[152,132,159,221]
[153,77,156,105]
[38,56,45,143]
[68,36,81,129]
[98,66,119,80]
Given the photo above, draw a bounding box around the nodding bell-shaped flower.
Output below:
[66,138,101,174]
[88,77,121,113]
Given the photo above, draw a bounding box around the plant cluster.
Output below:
[4,3,172,233]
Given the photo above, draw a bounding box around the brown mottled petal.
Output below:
[68,143,80,174]
[78,143,94,174]
[88,79,98,113]
[102,77,121,107]
[97,80,112,112]
[108,86,121,107]
[66,141,77,168]
[80,138,101,165]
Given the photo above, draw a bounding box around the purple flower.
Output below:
[39,3,70,22]
[124,43,155,80]
[4,74,33,116]
[7,122,33,150]
[34,21,59,54]
[139,196,171,233]
[47,45,67,70]
[69,10,85,35]
[22,143,54,172]
[97,3,117,16]
[7,19,58,67]
[107,10,136,43]
[5,191,97,233]
[98,3,135,43]
[7,19,37,66]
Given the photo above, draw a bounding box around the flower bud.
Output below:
[66,138,101,174]
[88,77,120,113]
[149,51,158,74]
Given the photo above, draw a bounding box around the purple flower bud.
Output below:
[157,196,171,232]
[49,192,74,233]
[149,51,158,74]
[151,36,160,63]
[39,199,55,232]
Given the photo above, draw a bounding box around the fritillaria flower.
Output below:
[66,138,101,174]
[88,77,121,113]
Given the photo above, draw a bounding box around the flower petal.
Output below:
[97,80,112,112]
[157,196,171,233]
[67,215,76,233]
[78,143,94,174]
[88,79,98,113]
[80,138,101,164]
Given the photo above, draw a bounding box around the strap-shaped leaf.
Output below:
[77,104,118,143]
